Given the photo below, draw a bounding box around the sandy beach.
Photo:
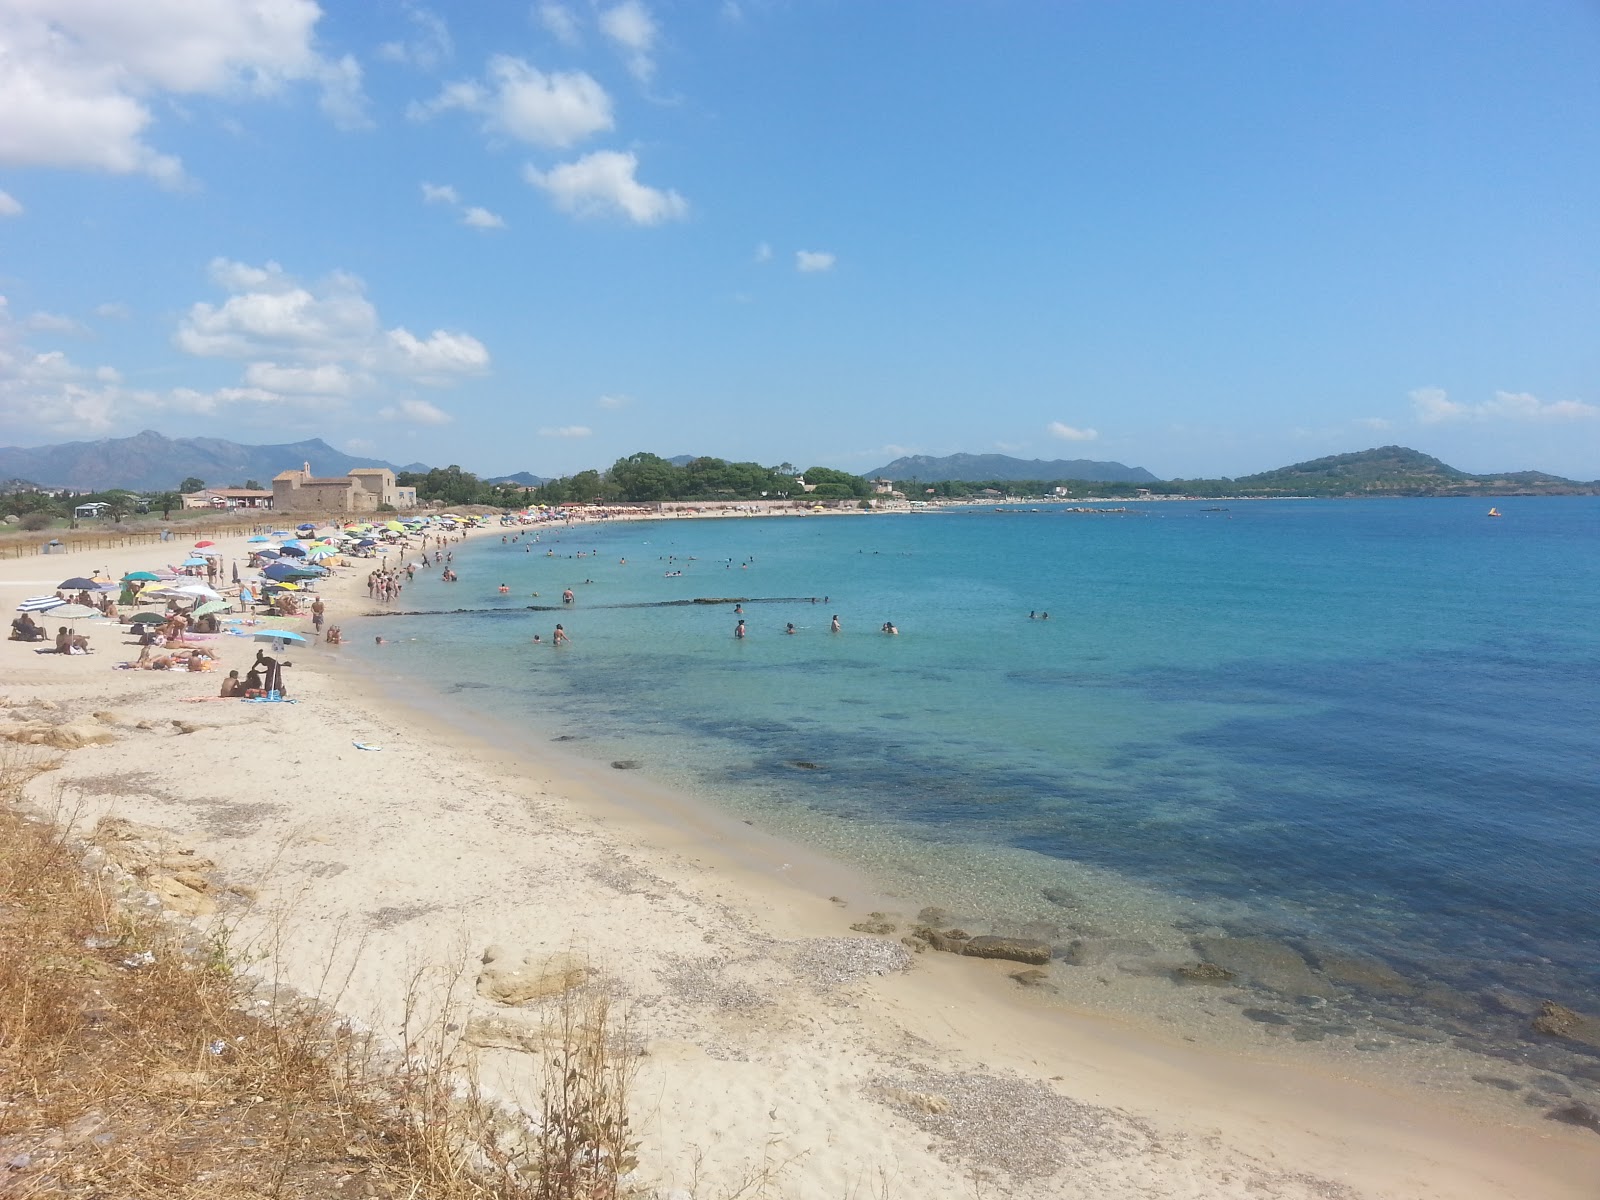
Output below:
[3,524,1596,1200]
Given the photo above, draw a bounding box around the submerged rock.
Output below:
[610,759,642,770]
[850,914,897,936]
[1010,968,1057,991]
[1306,949,1416,997]
[1174,961,1236,984]
[962,935,1052,966]
[1549,1102,1600,1135]
[1530,1001,1600,1050]
[1192,936,1335,998]
[1040,887,1079,909]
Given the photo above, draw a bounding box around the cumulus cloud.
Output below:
[421,181,459,205]
[0,0,366,181]
[243,361,356,394]
[1410,386,1596,425]
[461,205,506,230]
[795,250,834,273]
[599,1,659,82]
[1048,421,1099,442]
[0,294,319,436]
[538,424,592,438]
[524,150,687,224]
[167,257,487,424]
[379,397,452,425]
[384,327,489,376]
[595,393,629,409]
[411,56,613,149]
[538,3,582,46]
[0,190,21,217]
[376,3,453,71]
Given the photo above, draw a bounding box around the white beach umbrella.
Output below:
[17,595,66,613]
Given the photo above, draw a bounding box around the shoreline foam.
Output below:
[2,525,1595,1198]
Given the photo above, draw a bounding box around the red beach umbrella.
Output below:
[195,540,215,547]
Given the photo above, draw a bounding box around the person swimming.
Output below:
[882,621,898,635]
[786,623,797,635]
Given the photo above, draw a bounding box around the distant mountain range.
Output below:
[485,471,550,487]
[870,452,1158,484]
[0,430,427,493]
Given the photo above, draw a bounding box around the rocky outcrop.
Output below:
[1531,1000,1600,1047]
[961,935,1052,966]
[1549,1102,1600,1135]
[849,914,897,936]
[476,946,587,1005]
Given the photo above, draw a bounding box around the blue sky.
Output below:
[1,1,1597,479]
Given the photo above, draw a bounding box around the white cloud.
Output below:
[1410,386,1597,425]
[0,190,21,217]
[412,56,613,149]
[462,205,505,230]
[421,181,460,205]
[599,1,659,82]
[1048,421,1099,442]
[94,301,131,319]
[537,3,582,46]
[25,311,86,335]
[376,3,453,71]
[538,425,592,438]
[379,398,452,425]
[316,54,372,131]
[525,150,687,224]
[595,393,629,409]
[795,250,834,273]
[0,0,365,181]
[385,327,489,376]
[243,361,356,395]
[753,241,771,263]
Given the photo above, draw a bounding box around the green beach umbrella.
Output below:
[129,613,165,625]
[192,600,230,616]
[123,571,161,581]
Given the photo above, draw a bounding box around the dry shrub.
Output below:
[0,749,640,1200]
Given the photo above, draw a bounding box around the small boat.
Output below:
[1487,508,1502,518]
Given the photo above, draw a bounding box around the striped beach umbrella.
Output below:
[17,596,66,613]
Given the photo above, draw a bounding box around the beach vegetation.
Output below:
[0,753,640,1200]
[179,475,205,492]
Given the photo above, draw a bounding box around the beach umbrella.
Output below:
[264,581,301,591]
[123,570,160,581]
[296,523,317,531]
[195,547,223,557]
[129,613,165,625]
[182,557,209,567]
[193,600,230,616]
[277,544,307,557]
[50,604,103,619]
[166,583,222,600]
[253,629,308,646]
[58,576,99,590]
[247,535,271,543]
[194,540,215,547]
[17,596,65,613]
[254,549,281,560]
[270,530,291,538]
[306,548,336,561]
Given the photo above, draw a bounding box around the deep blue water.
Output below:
[362,498,1600,1078]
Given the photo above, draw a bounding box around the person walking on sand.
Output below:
[311,598,325,634]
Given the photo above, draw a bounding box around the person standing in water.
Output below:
[553,624,569,645]
[734,619,746,639]
[830,614,841,633]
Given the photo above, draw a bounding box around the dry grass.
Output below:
[0,749,638,1200]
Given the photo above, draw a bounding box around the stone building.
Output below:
[271,464,417,513]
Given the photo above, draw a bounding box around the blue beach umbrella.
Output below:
[277,544,307,557]
[296,523,317,531]
[17,595,66,613]
[182,557,208,567]
[248,535,270,543]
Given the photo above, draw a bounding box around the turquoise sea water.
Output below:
[358,498,1600,1093]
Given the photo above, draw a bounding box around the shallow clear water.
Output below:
[359,499,1600,1092]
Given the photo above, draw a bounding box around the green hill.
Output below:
[1224,446,1594,497]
